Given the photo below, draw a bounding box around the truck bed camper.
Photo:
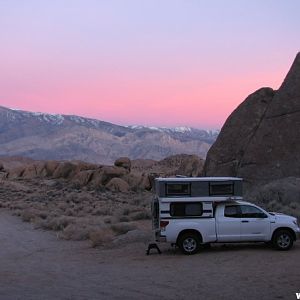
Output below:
[152,177,300,254]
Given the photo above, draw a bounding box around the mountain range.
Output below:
[0,106,218,164]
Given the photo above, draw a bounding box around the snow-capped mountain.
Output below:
[0,106,218,164]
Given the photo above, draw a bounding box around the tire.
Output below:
[272,230,294,251]
[178,232,201,255]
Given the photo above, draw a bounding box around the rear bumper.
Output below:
[155,231,167,242]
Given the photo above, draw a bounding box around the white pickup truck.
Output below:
[152,177,300,254]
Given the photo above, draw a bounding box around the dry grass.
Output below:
[59,224,90,241]
[89,228,114,247]
[111,222,137,235]
[129,210,151,221]
[0,179,153,247]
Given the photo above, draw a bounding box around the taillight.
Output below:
[160,220,169,230]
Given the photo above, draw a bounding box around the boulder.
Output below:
[100,166,127,185]
[204,52,300,190]
[73,170,95,186]
[52,162,77,179]
[22,164,38,178]
[45,161,60,176]
[175,155,204,177]
[114,157,131,172]
[105,177,130,192]
[7,166,25,179]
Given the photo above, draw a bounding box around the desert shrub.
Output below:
[88,228,114,247]
[42,216,75,231]
[59,224,90,241]
[92,207,112,216]
[8,203,27,210]
[64,208,75,216]
[111,222,137,235]
[130,210,151,221]
[118,215,130,222]
[57,202,69,211]
[121,206,131,216]
[83,206,93,214]
[21,209,42,222]
[12,209,22,217]
[104,217,112,224]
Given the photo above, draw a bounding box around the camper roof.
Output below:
[155,177,243,182]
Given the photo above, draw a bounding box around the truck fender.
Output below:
[271,227,296,241]
[176,229,203,245]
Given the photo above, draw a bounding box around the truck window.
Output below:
[209,182,234,196]
[224,205,240,218]
[170,202,203,217]
[166,183,191,196]
[240,205,267,218]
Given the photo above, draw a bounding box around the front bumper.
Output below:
[295,227,300,240]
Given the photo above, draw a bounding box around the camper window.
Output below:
[170,202,203,217]
[166,183,191,196]
[209,182,234,196]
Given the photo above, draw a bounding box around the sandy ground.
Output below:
[0,210,299,300]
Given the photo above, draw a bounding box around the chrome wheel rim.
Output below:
[277,234,291,248]
[183,237,197,253]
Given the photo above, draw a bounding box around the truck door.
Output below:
[239,205,271,241]
[216,204,241,242]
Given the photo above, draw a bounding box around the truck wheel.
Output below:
[178,233,201,255]
[272,230,294,251]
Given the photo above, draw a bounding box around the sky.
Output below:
[0,1,300,129]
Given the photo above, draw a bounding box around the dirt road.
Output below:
[0,210,299,300]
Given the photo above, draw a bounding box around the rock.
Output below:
[22,164,38,178]
[100,166,127,185]
[140,173,152,190]
[105,178,130,192]
[45,161,60,176]
[75,162,98,172]
[175,155,204,177]
[52,162,77,179]
[73,170,95,186]
[204,52,300,190]
[114,157,131,172]
[7,166,25,179]
[35,162,48,177]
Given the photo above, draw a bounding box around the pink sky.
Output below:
[0,1,299,129]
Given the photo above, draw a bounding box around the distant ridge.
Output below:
[0,106,218,164]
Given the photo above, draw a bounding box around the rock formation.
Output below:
[1,154,204,191]
[204,52,300,212]
[204,53,300,184]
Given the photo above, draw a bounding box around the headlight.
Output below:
[293,219,299,227]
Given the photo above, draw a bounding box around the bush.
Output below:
[59,224,90,241]
[111,222,137,235]
[21,209,42,222]
[130,210,151,221]
[41,216,75,231]
[118,215,130,222]
[89,228,114,247]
